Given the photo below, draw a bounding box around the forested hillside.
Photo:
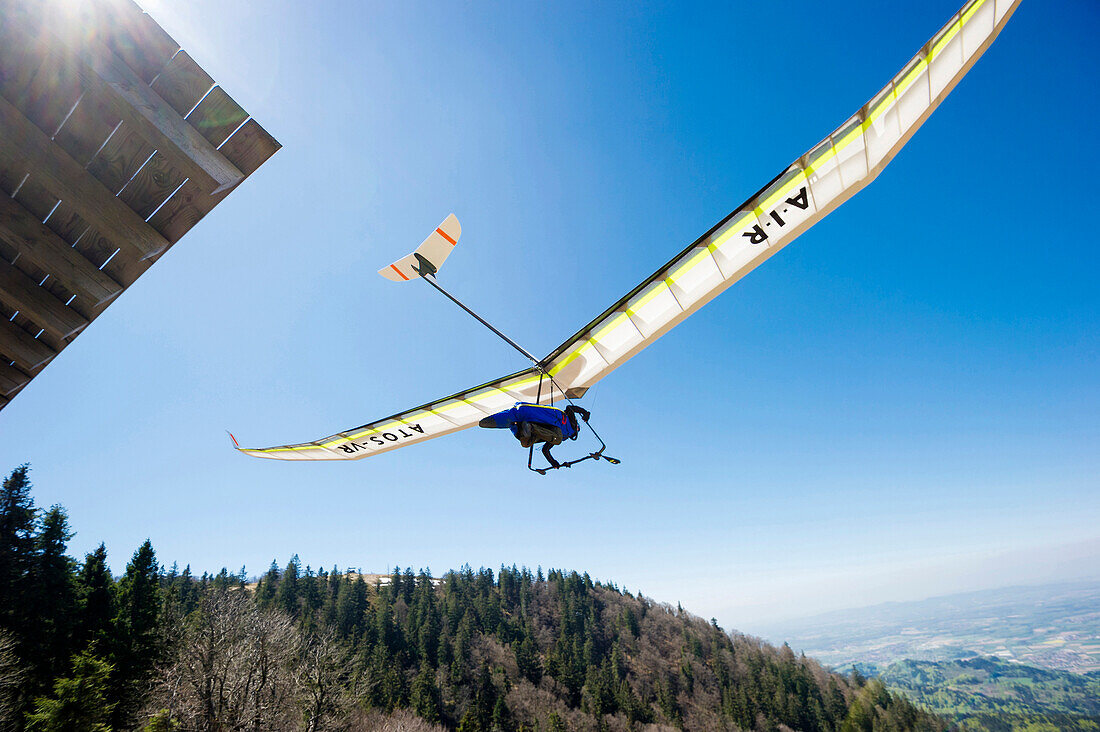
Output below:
[0,465,944,731]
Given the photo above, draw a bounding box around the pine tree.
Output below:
[302,564,322,619]
[491,693,512,732]
[110,540,161,727]
[0,465,36,638]
[276,554,300,616]
[25,651,114,732]
[410,664,441,723]
[322,567,340,627]
[256,559,280,609]
[28,507,77,687]
[335,577,359,639]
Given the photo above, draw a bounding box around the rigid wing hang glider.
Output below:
[235,0,1021,463]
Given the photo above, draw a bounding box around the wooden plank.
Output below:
[2,6,241,194]
[0,258,88,339]
[11,174,59,222]
[146,180,224,245]
[8,173,60,299]
[40,203,128,294]
[0,92,169,261]
[147,119,280,244]
[0,301,63,355]
[186,86,248,148]
[92,0,179,84]
[118,150,186,219]
[42,203,90,246]
[77,37,245,194]
[0,16,84,137]
[52,87,122,168]
[0,164,24,197]
[42,205,111,289]
[86,121,155,195]
[219,118,282,176]
[57,0,179,85]
[4,170,89,316]
[0,362,30,397]
[150,50,213,117]
[0,194,122,304]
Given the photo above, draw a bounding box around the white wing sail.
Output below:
[378,214,462,282]
[238,0,1019,461]
[236,367,554,460]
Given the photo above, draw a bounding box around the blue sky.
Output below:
[1,0,1097,629]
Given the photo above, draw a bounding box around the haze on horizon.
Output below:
[0,0,1096,635]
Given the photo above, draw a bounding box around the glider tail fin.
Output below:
[378,213,462,282]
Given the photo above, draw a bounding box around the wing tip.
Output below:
[444,213,461,240]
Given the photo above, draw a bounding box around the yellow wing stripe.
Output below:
[753,171,811,218]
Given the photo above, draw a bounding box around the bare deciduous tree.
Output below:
[297,628,351,732]
[348,708,446,731]
[146,589,302,731]
[0,630,26,732]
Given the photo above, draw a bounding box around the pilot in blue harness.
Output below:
[479,402,591,469]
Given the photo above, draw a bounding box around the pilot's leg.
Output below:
[517,422,535,448]
[542,442,560,468]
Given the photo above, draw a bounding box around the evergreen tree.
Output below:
[301,564,322,619]
[322,566,340,627]
[28,507,77,688]
[178,565,199,616]
[256,559,280,609]
[0,466,36,639]
[110,540,161,727]
[410,664,441,723]
[25,651,114,732]
[491,693,512,732]
[335,576,362,639]
[276,554,300,616]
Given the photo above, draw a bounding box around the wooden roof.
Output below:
[0,0,279,410]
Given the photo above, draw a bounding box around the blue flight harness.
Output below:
[479,401,620,474]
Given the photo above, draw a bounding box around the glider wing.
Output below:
[235,366,561,461]
[540,0,1020,394]
[237,0,1018,462]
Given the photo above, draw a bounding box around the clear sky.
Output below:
[1,0,1097,630]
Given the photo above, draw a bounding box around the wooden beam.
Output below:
[93,0,179,84]
[0,362,30,397]
[150,50,214,117]
[0,92,169,261]
[78,39,245,194]
[0,195,122,305]
[148,119,281,244]
[186,86,248,147]
[0,259,88,340]
[2,7,243,194]
[0,318,55,371]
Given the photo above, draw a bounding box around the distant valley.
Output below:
[881,656,1100,730]
[758,581,1100,674]
[755,582,1100,730]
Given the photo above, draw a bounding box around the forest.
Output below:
[0,464,946,731]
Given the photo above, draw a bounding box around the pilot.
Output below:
[478,402,590,468]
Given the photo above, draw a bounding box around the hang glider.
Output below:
[236,0,1020,462]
